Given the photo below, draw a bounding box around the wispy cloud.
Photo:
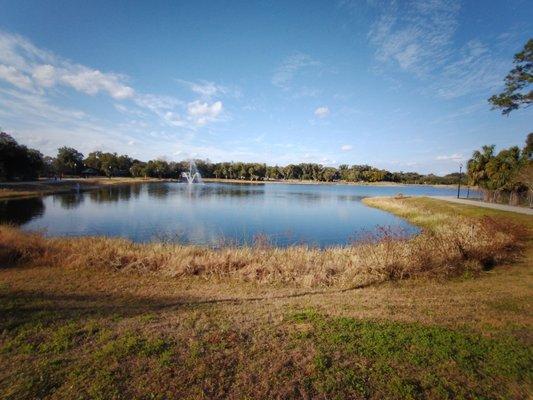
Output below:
[433,40,508,99]
[436,153,465,161]
[272,52,321,90]
[175,78,240,99]
[368,0,460,77]
[366,1,512,100]
[341,144,353,151]
[0,64,33,90]
[314,106,330,118]
[0,87,139,156]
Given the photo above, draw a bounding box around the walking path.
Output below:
[430,196,533,216]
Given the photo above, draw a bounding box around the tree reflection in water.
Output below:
[56,193,85,209]
[88,185,141,203]
[0,197,45,225]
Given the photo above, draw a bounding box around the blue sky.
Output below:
[0,0,531,174]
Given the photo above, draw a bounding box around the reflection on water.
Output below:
[0,197,44,225]
[0,182,478,247]
[89,184,142,203]
[56,193,85,209]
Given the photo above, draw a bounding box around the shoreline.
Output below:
[0,177,471,200]
[0,177,170,200]
[204,177,463,189]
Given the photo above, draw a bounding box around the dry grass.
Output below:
[0,197,526,289]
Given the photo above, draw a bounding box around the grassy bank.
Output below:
[0,177,167,199]
[0,197,531,399]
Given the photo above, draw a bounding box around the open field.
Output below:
[0,197,531,399]
[0,177,168,199]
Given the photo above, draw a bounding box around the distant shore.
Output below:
[0,177,168,200]
[203,177,462,189]
[0,176,468,200]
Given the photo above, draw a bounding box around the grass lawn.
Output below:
[0,197,531,399]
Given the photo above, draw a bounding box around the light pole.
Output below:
[457,163,462,198]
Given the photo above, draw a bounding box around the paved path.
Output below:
[430,196,533,216]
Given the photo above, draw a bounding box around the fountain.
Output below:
[181,159,203,183]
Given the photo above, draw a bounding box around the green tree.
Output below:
[84,151,103,172]
[489,39,532,115]
[0,132,44,181]
[322,167,338,182]
[524,132,533,160]
[467,137,529,194]
[484,146,522,190]
[467,145,495,187]
[55,147,84,176]
[144,159,170,178]
[99,153,120,177]
[129,161,146,177]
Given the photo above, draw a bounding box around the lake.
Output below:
[0,182,477,247]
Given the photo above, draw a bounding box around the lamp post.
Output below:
[457,163,462,199]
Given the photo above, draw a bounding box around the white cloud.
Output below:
[163,111,186,127]
[186,100,223,126]
[134,94,182,112]
[0,30,229,162]
[190,81,221,97]
[60,67,134,99]
[0,31,135,99]
[341,144,353,151]
[0,65,33,90]
[272,52,320,90]
[133,94,224,129]
[176,79,233,99]
[314,106,330,118]
[436,153,464,161]
[31,64,56,87]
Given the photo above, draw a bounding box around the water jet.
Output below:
[181,159,203,183]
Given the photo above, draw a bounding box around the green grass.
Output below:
[4,294,529,399]
[364,196,533,230]
[290,309,532,399]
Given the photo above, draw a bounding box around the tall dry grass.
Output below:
[0,198,525,288]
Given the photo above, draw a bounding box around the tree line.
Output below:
[1,132,466,185]
[467,133,532,204]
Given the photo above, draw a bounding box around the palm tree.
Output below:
[467,145,494,187]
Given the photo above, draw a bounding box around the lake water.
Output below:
[0,182,477,247]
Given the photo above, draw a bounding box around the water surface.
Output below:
[0,182,476,247]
